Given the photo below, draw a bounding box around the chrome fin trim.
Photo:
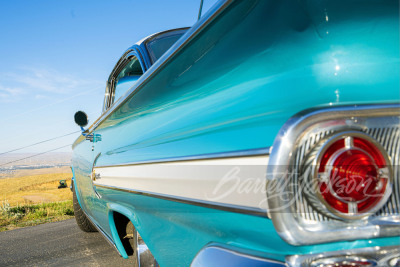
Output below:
[95,147,270,168]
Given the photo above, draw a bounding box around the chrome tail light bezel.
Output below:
[266,104,400,245]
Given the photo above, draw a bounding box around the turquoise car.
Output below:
[71,0,400,266]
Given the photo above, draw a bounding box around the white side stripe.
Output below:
[94,156,269,211]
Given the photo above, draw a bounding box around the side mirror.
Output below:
[74,111,88,127]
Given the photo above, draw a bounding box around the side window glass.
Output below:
[113,55,143,101]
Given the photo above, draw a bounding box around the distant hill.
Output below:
[0,152,72,176]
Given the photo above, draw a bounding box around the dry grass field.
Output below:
[0,171,74,231]
[0,172,72,206]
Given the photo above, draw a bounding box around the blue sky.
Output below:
[0,0,217,155]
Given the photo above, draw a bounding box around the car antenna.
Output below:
[197,0,204,20]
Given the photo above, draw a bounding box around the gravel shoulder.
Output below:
[0,219,134,267]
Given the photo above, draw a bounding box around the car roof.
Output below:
[135,27,190,47]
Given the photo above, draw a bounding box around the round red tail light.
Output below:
[310,132,392,219]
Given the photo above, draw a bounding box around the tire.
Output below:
[72,185,97,232]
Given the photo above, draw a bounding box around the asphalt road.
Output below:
[0,219,134,267]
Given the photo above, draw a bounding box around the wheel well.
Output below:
[113,212,134,256]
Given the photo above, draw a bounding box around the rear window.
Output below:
[145,31,186,64]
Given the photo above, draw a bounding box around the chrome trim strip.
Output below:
[72,0,233,149]
[286,245,400,267]
[95,147,270,168]
[191,245,286,267]
[267,103,400,245]
[95,184,268,217]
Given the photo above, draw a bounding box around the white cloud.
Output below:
[0,85,24,102]
[35,94,48,99]
[2,67,103,94]
[0,67,104,121]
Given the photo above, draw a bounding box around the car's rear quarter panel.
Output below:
[72,0,399,266]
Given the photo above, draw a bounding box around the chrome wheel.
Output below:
[126,222,158,267]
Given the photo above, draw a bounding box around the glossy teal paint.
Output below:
[70,0,400,265]
[96,187,399,266]
[72,164,126,258]
[71,139,113,237]
[71,165,82,208]
[89,0,399,167]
